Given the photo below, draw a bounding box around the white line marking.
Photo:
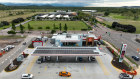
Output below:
[2,61,4,64]
[5,59,7,61]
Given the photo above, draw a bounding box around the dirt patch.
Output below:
[96,17,104,22]
[0,38,24,51]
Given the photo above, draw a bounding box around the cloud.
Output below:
[88,0,140,7]
[0,0,140,7]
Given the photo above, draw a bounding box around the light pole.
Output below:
[131,64,136,79]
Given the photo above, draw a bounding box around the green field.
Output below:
[103,13,140,34]
[17,21,88,31]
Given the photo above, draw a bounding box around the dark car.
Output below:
[78,57,83,61]
[132,56,139,61]
[91,56,96,61]
[119,73,132,79]
[23,42,26,45]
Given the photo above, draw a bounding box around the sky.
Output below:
[0,0,140,7]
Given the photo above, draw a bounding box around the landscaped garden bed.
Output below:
[111,57,131,71]
[5,54,29,72]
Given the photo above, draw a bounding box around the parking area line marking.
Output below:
[64,67,66,71]
[25,57,38,73]
[84,67,86,71]
[45,66,47,71]
[2,61,4,64]
[96,56,111,75]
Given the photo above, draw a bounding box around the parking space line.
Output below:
[2,61,4,64]
[96,56,111,75]
[64,67,66,71]
[45,66,47,71]
[84,67,86,71]
[25,57,38,73]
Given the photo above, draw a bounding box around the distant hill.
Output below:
[0,3,5,6]
[0,2,84,7]
[1,3,53,7]
[123,6,140,8]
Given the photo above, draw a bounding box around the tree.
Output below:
[28,24,31,31]
[53,23,56,29]
[7,30,16,35]
[59,23,62,32]
[64,23,68,31]
[20,24,24,33]
[1,21,9,26]
[51,29,56,34]
[104,11,110,16]
[12,22,16,31]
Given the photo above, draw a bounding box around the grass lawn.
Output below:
[103,13,140,34]
[104,20,140,34]
[17,21,88,31]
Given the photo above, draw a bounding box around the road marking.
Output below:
[25,57,38,73]
[64,67,66,71]
[2,61,4,64]
[5,59,7,61]
[84,67,86,71]
[45,66,47,71]
[96,56,111,75]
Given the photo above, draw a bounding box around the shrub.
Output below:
[46,26,50,29]
[51,29,56,34]
[38,27,42,29]
[12,18,24,23]
[112,22,136,33]
[7,30,16,34]
[81,29,88,31]
[1,21,9,26]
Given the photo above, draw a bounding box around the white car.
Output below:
[21,74,33,79]
[119,73,132,79]
[7,45,15,49]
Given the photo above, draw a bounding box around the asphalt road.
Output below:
[93,23,140,64]
[0,35,35,72]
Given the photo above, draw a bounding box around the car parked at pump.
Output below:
[132,56,139,61]
[78,57,83,61]
[36,56,43,64]
[91,56,96,61]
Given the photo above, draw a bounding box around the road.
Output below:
[0,19,32,35]
[93,23,140,64]
[0,35,35,72]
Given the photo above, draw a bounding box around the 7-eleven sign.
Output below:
[119,44,127,62]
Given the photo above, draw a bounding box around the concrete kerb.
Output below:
[102,40,136,69]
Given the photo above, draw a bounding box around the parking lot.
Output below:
[0,47,122,79]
